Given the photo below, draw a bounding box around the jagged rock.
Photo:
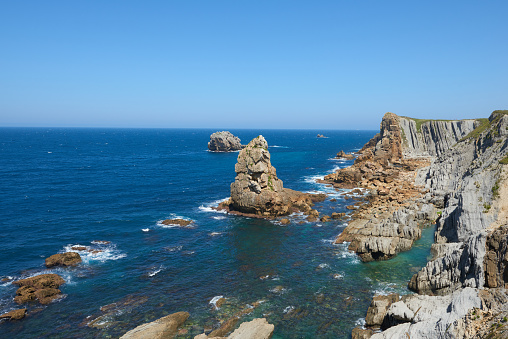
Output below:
[208,131,242,152]
[365,293,399,326]
[280,218,290,225]
[371,288,481,338]
[228,318,274,339]
[386,301,414,323]
[484,225,508,288]
[12,274,65,305]
[0,308,27,320]
[120,311,189,339]
[220,136,314,218]
[331,212,346,219]
[45,252,82,268]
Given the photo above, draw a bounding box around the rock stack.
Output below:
[208,131,242,152]
[220,135,316,218]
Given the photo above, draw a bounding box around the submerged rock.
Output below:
[220,135,314,218]
[208,131,242,152]
[0,308,27,321]
[45,252,82,268]
[12,274,65,305]
[120,311,189,339]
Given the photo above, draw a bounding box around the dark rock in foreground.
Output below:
[208,131,242,152]
[45,252,82,268]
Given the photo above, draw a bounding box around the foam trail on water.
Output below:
[198,197,229,214]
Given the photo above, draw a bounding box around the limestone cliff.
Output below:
[352,110,508,338]
[220,135,316,218]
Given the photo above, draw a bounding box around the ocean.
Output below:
[0,128,434,338]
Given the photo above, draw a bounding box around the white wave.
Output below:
[198,197,229,214]
[209,295,224,309]
[303,175,324,184]
[355,317,366,327]
[269,145,288,148]
[373,282,398,296]
[212,216,226,220]
[142,228,150,232]
[64,242,126,264]
[332,273,344,280]
[164,245,183,252]
[148,266,164,277]
[283,306,295,314]
[209,232,222,236]
[327,158,347,162]
[318,263,330,269]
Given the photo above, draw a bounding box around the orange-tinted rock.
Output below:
[0,308,27,320]
[45,252,82,268]
[12,274,65,305]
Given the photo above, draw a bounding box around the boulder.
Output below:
[120,311,189,339]
[228,318,274,339]
[222,136,314,218]
[45,252,82,268]
[0,308,27,320]
[208,131,242,152]
[352,327,373,339]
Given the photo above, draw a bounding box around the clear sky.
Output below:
[1,1,507,129]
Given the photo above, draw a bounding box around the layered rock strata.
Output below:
[220,135,319,218]
[352,110,508,338]
[208,131,242,152]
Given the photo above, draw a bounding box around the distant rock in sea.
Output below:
[219,135,319,218]
[45,252,82,268]
[335,150,355,160]
[317,134,327,138]
[208,131,242,152]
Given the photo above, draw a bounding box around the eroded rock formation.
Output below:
[220,135,317,218]
[120,311,189,339]
[208,131,242,152]
[13,274,65,305]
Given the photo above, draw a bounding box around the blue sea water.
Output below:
[0,128,435,338]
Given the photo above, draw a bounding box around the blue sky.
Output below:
[1,1,507,129]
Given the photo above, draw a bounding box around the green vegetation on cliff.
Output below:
[460,110,508,142]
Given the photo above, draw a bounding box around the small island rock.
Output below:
[12,274,65,305]
[45,252,82,268]
[208,131,242,152]
[336,150,355,160]
[220,135,314,218]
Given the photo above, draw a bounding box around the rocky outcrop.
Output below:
[484,225,508,288]
[120,311,189,339]
[336,150,355,160]
[45,252,82,268]
[13,274,65,305]
[220,136,316,218]
[208,131,242,152]
[161,219,193,227]
[0,308,27,321]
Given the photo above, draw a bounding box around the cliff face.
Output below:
[361,111,508,338]
[408,111,508,295]
[399,118,477,158]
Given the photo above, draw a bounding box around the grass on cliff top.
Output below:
[500,156,508,165]
[400,117,456,133]
[459,110,508,142]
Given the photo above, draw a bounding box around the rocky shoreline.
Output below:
[331,111,508,338]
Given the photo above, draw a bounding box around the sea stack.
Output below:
[220,135,316,218]
[208,131,242,152]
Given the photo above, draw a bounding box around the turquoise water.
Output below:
[0,128,434,338]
